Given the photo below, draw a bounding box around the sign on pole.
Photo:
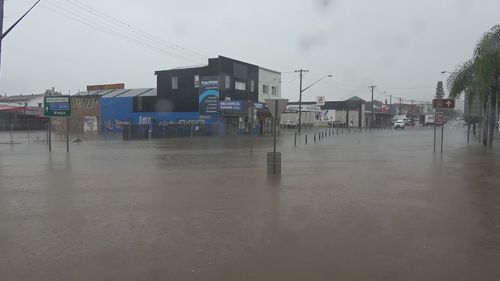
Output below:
[44,96,72,117]
[265,99,288,120]
[434,112,444,125]
[432,99,455,109]
[316,96,325,106]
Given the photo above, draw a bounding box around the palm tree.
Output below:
[447,59,479,141]
[447,24,500,148]
[474,25,500,147]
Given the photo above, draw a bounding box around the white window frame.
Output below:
[235,81,246,91]
[194,74,200,88]
[172,76,178,89]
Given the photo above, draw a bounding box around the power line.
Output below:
[38,0,203,63]
[61,0,207,60]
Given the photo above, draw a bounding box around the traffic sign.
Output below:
[432,99,455,109]
[44,96,72,117]
[265,99,288,120]
[316,96,325,106]
[434,112,445,124]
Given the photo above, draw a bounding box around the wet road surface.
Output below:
[1,123,499,280]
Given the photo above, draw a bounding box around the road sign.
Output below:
[432,99,455,109]
[44,96,72,117]
[265,99,288,120]
[434,112,444,124]
[316,96,325,106]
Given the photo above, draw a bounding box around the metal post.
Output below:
[298,70,303,134]
[66,118,69,152]
[273,100,277,154]
[433,123,436,152]
[441,123,444,155]
[294,131,297,147]
[48,118,52,152]
[27,119,30,144]
[10,123,13,146]
[305,134,307,144]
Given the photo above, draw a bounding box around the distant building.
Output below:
[152,55,281,112]
[0,93,45,108]
[287,96,367,127]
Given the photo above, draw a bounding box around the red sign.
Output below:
[432,99,455,109]
[434,113,444,124]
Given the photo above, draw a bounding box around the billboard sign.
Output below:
[316,96,325,106]
[199,76,219,118]
[44,96,72,117]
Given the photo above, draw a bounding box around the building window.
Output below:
[225,75,231,89]
[272,86,277,95]
[171,76,178,89]
[194,74,200,88]
[263,84,269,94]
[235,81,246,91]
[38,103,42,108]
[250,80,255,92]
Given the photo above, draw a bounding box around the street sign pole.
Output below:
[66,117,70,152]
[441,123,445,155]
[273,100,277,154]
[433,123,436,152]
[48,118,52,152]
[265,98,288,175]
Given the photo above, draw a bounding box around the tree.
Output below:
[473,25,500,148]
[435,81,445,99]
[447,24,500,148]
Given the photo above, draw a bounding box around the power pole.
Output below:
[390,94,392,128]
[399,98,402,115]
[295,69,309,134]
[0,0,4,70]
[369,85,376,128]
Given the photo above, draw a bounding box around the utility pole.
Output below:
[369,85,376,128]
[295,69,309,134]
[390,94,392,129]
[399,98,402,115]
[411,99,414,121]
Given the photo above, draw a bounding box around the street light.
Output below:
[295,71,333,134]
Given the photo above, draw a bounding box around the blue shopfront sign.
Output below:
[220,101,242,111]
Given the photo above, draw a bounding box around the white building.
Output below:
[258,67,281,102]
[0,93,45,108]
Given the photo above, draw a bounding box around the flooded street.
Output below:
[1,123,499,280]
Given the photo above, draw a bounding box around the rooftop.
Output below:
[0,93,45,102]
[74,88,157,98]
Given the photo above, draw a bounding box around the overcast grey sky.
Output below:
[1,0,499,102]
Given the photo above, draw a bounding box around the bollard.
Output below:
[305,134,308,144]
[294,131,297,147]
[336,128,338,134]
[314,134,316,142]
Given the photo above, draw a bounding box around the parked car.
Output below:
[280,120,297,129]
[394,120,405,129]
